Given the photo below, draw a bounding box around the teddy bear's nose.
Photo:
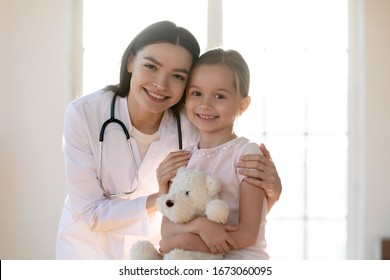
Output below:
[166,200,174,207]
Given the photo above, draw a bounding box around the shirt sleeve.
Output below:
[63,101,150,235]
[236,140,263,184]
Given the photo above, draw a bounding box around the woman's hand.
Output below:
[156,150,191,194]
[235,143,282,211]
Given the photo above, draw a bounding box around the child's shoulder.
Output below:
[236,137,263,156]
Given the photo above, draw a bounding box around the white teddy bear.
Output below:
[130,167,229,260]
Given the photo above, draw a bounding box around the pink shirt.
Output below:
[186,137,269,260]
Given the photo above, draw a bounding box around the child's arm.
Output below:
[160,233,208,253]
[227,179,265,248]
[159,182,264,253]
[160,216,238,254]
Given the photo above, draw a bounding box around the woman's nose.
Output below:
[152,75,168,90]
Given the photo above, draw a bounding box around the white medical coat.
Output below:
[56,90,198,259]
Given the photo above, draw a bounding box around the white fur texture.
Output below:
[164,249,223,260]
[130,240,162,260]
[206,199,229,224]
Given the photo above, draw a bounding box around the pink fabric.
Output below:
[186,137,269,259]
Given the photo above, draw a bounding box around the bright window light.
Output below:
[83,0,208,95]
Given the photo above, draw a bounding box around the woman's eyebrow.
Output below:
[143,56,190,74]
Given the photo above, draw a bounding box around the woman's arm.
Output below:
[64,102,152,234]
[236,143,281,211]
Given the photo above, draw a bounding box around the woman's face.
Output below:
[127,43,193,115]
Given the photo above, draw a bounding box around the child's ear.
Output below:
[239,96,251,115]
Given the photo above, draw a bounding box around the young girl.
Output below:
[56,21,280,260]
[158,48,269,259]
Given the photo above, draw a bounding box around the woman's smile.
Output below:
[144,87,169,102]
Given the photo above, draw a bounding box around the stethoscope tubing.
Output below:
[97,92,182,198]
[98,92,137,197]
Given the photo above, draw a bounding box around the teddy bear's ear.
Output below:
[206,174,221,197]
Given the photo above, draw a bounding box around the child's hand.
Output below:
[159,235,180,254]
[196,217,238,254]
[156,151,191,194]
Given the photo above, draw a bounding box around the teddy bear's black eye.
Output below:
[185,191,190,196]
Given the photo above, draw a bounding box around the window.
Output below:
[83,0,348,259]
[222,0,348,259]
[82,0,208,95]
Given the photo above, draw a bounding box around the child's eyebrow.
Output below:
[188,84,232,94]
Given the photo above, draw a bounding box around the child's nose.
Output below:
[199,97,212,109]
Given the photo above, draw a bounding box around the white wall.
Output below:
[348,0,390,260]
[0,0,389,259]
[363,0,390,259]
[0,0,72,259]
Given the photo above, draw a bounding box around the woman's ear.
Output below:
[127,55,134,73]
[239,96,251,115]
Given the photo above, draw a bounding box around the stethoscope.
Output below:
[97,92,182,197]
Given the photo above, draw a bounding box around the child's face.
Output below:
[127,43,192,115]
[186,64,247,134]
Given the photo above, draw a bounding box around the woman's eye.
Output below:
[185,191,190,196]
[173,74,185,81]
[144,64,156,70]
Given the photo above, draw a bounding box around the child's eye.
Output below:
[215,94,225,99]
[192,91,202,96]
[191,91,201,97]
